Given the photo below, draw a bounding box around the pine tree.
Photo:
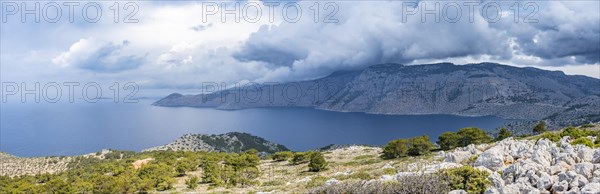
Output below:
[308,152,327,172]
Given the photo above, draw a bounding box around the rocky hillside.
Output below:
[142,132,289,153]
[0,153,73,177]
[442,137,600,193]
[153,62,600,131]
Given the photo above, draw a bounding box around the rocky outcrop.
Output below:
[142,132,289,153]
[408,134,600,194]
[459,137,600,194]
[0,152,73,177]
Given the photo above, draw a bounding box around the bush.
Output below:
[382,139,409,159]
[408,135,434,156]
[580,124,594,128]
[291,152,310,165]
[272,151,293,162]
[383,168,397,175]
[560,126,585,139]
[306,175,328,188]
[437,166,490,194]
[438,132,460,151]
[533,121,547,134]
[383,135,435,159]
[495,128,512,141]
[348,171,372,180]
[185,176,198,189]
[456,128,492,147]
[571,137,594,147]
[538,132,561,142]
[308,152,327,172]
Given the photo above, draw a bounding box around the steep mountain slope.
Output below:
[142,132,289,153]
[154,62,600,129]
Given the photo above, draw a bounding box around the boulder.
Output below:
[536,172,553,190]
[569,174,588,189]
[380,175,395,181]
[573,162,594,179]
[552,180,569,192]
[577,146,594,163]
[448,190,468,194]
[484,188,500,194]
[532,149,552,167]
[593,150,600,163]
[475,147,505,171]
[324,178,340,186]
[500,184,521,194]
[488,172,505,188]
[581,182,600,194]
[550,161,570,175]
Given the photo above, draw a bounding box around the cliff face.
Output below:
[142,132,289,154]
[153,62,600,129]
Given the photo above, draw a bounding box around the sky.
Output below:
[1,0,599,96]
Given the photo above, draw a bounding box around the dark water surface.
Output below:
[1,100,506,157]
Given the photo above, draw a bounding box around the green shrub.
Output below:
[382,139,409,159]
[383,135,435,159]
[461,155,479,166]
[349,171,373,180]
[495,128,512,141]
[533,121,547,134]
[539,132,561,142]
[308,152,328,172]
[561,126,585,139]
[185,176,198,189]
[306,176,327,188]
[261,180,285,186]
[291,152,310,165]
[580,124,594,128]
[383,168,396,175]
[456,127,492,147]
[272,151,293,162]
[408,135,434,156]
[571,137,594,147]
[595,136,600,146]
[438,132,460,151]
[437,166,490,194]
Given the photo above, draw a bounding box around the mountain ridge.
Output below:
[153,62,600,131]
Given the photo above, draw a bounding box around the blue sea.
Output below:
[1,99,506,157]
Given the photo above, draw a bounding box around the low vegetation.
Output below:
[1,122,598,193]
[382,135,434,159]
[438,166,491,194]
[437,128,492,151]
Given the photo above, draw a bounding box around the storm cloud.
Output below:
[231,1,599,80]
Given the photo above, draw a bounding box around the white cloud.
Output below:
[2,0,598,90]
[52,38,145,72]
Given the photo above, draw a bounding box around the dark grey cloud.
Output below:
[230,1,598,81]
[508,1,600,65]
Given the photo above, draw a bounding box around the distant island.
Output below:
[154,62,600,133]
